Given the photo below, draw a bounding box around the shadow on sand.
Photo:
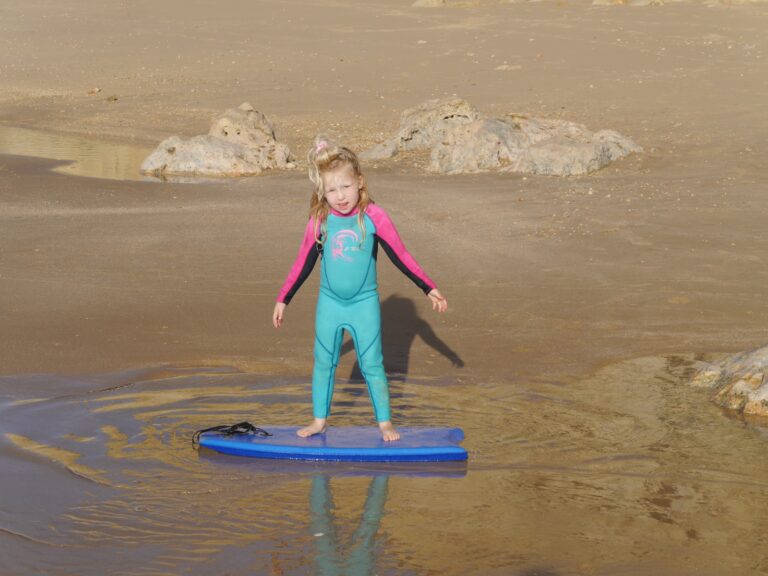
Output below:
[340,294,464,383]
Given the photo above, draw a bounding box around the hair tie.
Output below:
[316,141,328,152]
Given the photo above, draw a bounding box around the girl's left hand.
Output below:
[428,289,448,313]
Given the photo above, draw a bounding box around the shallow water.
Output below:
[0,126,152,181]
[2,357,768,575]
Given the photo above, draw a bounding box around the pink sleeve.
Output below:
[367,204,437,294]
[277,218,320,304]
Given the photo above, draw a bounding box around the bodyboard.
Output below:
[198,426,467,462]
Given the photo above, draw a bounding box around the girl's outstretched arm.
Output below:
[428,289,448,313]
[366,204,437,295]
[272,302,286,328]
[276,217,321,305]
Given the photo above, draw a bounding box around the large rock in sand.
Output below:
[141,103,294,177]
[362,97,481,161]
[362,97,641,176]
[431,115,641,175]
[692,344,768,418]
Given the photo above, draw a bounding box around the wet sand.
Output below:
[2,150,767,383]
[2,1,768,574]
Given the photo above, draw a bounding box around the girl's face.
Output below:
[322,164,362,215]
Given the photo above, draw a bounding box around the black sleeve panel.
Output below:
[375,235,432,295]
[282,244,321,304]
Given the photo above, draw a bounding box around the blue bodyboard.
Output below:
[198,426,467,462]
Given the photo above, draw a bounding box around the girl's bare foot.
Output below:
[297,418,327,438]
[379,421,400,442]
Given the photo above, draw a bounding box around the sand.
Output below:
[1,1,768,573]
[1,0,767,378]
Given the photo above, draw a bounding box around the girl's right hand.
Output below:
[272,302,286,328]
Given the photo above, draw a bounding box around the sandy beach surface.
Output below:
[2,1,768,575]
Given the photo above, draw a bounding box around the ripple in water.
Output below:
[0,365,467,575]
[2,358,768,575]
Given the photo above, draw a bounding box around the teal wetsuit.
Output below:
[277,204,436,422]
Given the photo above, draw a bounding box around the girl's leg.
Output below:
[299,294,343,437]
[351,296,399,441]
[312,328,344,420]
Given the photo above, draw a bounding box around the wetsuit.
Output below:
[277,204,436,422]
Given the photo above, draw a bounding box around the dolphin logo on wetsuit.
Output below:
[330,229,360,262]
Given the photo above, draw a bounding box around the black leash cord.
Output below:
[192,421,271,449]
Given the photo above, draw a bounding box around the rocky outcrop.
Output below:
[363,97,481,160]
[692,344,768,418]
[141,103,294,177]
[361,98,641,176]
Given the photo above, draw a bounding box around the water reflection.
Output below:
[310,475,387,576]
[306,462,465,576]
[0,126,152,181]
[2,357,768,574]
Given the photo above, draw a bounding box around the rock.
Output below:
[360,98,481,161]
[363,98,641,176]
[525,123,642,176]
[141,102,294,177]
[428,117,527,174]
[691,344,768,418]
[360,139,399,161]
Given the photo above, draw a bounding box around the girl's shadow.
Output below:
[340,294,464,383]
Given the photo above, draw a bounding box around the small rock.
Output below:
[141,102,294,177]
[691,344,768,419]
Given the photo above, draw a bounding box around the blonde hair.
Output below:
[307,134,373,245]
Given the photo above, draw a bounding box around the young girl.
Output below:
[272,136,448,441]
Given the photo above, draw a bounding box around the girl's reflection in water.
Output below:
[309,475,388,576]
